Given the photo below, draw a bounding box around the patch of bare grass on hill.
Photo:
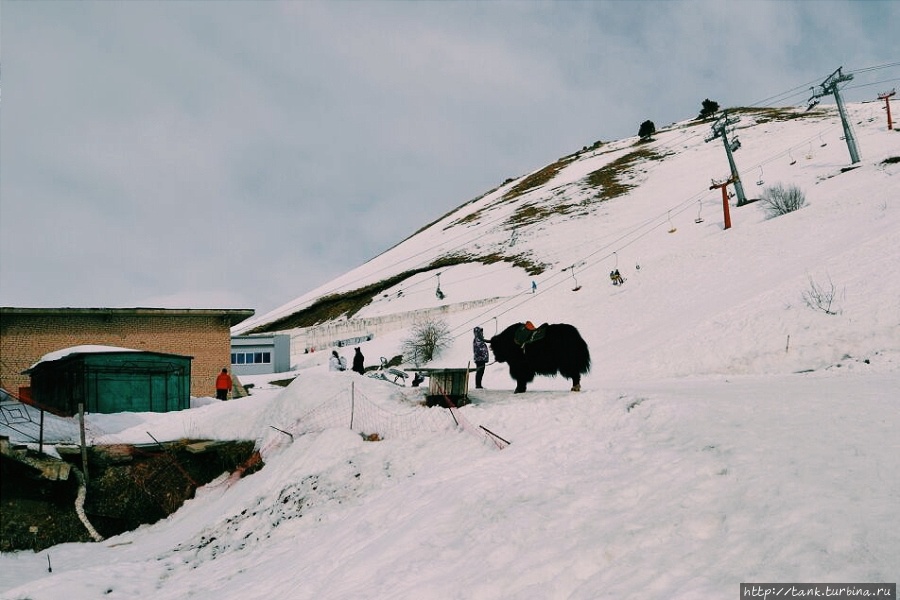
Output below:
[247,252,549,333]
[583,146,673,202]
[502,156,576,202]
[727,105,831,124]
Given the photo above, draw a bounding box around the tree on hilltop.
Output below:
[698,98,720,120]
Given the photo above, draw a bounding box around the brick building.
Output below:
[0,308,254,400]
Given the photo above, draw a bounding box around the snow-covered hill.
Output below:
[2,103,898,599]
[238,103,899,379]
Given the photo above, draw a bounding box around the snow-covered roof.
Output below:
[27,345,142,371]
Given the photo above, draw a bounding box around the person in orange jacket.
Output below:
[215,368,232,400]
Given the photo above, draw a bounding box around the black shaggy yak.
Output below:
[489,322,591,393]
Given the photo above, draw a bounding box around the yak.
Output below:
[488,322,591,393]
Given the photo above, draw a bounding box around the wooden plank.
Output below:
[185,440,227,454]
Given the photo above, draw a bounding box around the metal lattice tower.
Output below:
[705,111,748,206]
[808,66,861,164]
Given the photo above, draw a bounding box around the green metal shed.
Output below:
[23,345,192,416]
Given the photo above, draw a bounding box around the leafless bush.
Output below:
[402,318,452,366]
[801,275,842,315]
[760,183,806,218]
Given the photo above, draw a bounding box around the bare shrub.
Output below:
[402,318,452,366]
[801,275,842,315]
[760,183,806,218]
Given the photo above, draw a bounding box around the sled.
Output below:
[366,357,408,386]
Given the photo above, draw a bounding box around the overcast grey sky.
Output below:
[1,0,897,316]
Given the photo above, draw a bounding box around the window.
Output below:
[230,351,271,365]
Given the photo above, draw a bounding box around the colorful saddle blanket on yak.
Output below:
[514,322,548,347]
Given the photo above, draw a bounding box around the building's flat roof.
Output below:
[1,307,255,326]
[23,345,194,373]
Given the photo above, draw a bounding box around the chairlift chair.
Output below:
[435,272,445,300]
[569,265,582,291]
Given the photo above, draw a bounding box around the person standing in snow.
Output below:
[352,347,365,374]
[215,368,232,400]
[329,350,347,371]
[473,327,490,389]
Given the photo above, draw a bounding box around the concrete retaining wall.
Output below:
[282,297,505,362]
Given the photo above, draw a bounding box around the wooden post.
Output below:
[78,403,89,486]
[39,409,45,455]
[878,90,895,131]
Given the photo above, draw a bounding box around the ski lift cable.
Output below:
[451,183,742,339]
[846,62,900,76]
[745,62,898,110]
[452,214,670,337]
[448,76,894,338]
[554,98,858,261]
[747,77,831,109]
[843,77,900,93]
[318,100,838,333]
[442,124,710,286]
[450,197,705,339]
[737,123,844,178]
[275,65,895,331]
[293,187,548,302]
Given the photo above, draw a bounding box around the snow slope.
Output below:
[1,102,898,599]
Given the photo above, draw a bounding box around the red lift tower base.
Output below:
[710,177,737,230]
[878,89,895,131]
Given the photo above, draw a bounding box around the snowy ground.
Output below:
[2,103,898,599]
[2,370,897,599]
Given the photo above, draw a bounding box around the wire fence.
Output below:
[2,384,509,496]
[262,385,509,455]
